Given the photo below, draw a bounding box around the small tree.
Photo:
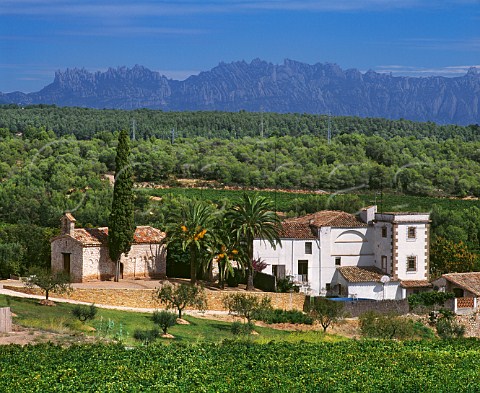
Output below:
[23,268,71,300]
[308,298,344,332]
[152,310,177,334]
[222,293,271,323]
[156,282,207,319]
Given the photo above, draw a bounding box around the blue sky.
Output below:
[1,0,478,93]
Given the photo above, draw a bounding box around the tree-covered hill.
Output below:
[1,105,478,141]
[0,107,479,277]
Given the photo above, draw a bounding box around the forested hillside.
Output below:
[0,106,479,277]
[1,105,478,140]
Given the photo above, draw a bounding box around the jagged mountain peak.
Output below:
[1,59,479,125]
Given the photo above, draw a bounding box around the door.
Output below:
[62,253,71,274]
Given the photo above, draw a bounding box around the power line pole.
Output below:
[131,119,136,141]
[327,112,331,144]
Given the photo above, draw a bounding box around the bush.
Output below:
[231,321,255,335]
[72,304,98,322]
[276,276,299,293]
[252,308,313,325]
[133,329,160,345]
[226,268,245,287]
[436,317,465,339]
[152,310,177,334]
[359,311,422,340]
[408,291,455,311]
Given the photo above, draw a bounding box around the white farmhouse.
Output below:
[253,206,431,300]
[51,213,166,282]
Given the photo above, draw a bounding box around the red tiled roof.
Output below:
[400,280,432,288]
[337,266,391,283]
[441,272,480,297]
[73,226,165,246]
[279,210,366,239]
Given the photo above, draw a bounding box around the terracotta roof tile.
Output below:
[73,226,165,246]
[279,210,366,239]
[400,280,432,288]
[337,266,389,283]
[441,272,480,297]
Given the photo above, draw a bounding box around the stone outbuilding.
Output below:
[51,213,166,282]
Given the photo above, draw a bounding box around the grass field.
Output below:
[0,295,342,346]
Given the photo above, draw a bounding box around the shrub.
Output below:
[252,308,313,325]
[231,321,255,335]
[436,318,465,339]
[408,291,455,311]
[226,268,245,287]
[152,310,177,334]
[72,304,98,322]
[276,276,299,293]
[359,311,421,340]
[133,329,160,345]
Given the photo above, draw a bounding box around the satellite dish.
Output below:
[380,275,390,284]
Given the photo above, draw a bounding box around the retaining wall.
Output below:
[4,285,305,311]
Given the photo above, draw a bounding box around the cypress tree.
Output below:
[108,130,135,282]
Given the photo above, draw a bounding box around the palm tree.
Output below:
[165,200,216,285]
[227,193,281,291]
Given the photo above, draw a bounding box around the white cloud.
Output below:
[0,0,462,17]
[375,64,480,76]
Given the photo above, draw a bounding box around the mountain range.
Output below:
[1,59,479,125]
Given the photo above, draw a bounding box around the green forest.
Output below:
[0,106,479,277]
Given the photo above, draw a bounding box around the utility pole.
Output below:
[131,119,136,141]
[327,112,331,144]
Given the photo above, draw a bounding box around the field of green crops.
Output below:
[1,340,480,392]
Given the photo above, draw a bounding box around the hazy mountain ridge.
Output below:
[1,60,479,125]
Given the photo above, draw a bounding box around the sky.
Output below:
[0,0,479,93]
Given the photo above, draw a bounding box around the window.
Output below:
[62,253,71,273]
[381,255,387,270]
[335,257,341,266]
[298,260,308,282]
[382,226,387,238]
[407,256,416,271]
[453,288,464,298]
[407,226,416,239]
[305,242,312,254]
[325,283,331,291]
[272,265,286,280]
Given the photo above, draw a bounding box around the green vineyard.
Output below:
[1,340,480,392]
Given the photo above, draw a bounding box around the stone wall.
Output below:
[4,286,305,311]
[51,236,84,282]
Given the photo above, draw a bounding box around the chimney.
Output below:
[360,206,377,224]
[61,212,76,236]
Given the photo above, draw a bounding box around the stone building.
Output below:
[51,213,166,282]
